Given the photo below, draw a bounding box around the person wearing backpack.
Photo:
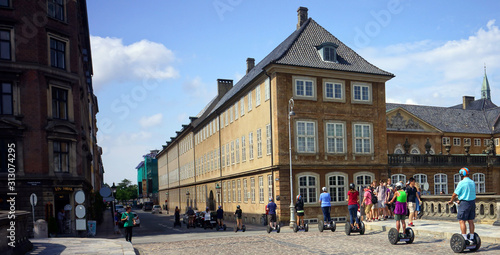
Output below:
[361,187,373,222]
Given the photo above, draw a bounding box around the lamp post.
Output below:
[288,97,296,227]
[111,182,117,224]
[215,182,221,208]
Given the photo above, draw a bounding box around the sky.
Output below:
[86,0,500,186]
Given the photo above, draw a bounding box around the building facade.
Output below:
[136,150,159,204]
[0,0,102,234]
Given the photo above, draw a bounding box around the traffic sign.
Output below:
[30,193,37,206]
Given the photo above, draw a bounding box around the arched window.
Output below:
[326,172,348,203]
[453,174,460,190]
[413,174,427,186]
[410,148,420,154]
[391,174,406,185]
[297,173,318,204]
[434,173,448,195]
[394,148,404,154]
[354,172,375,188]
[473,173,486,193]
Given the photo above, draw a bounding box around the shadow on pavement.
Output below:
[29,242,67,255]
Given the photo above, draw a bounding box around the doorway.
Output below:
[208,190,215,211]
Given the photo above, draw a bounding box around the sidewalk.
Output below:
[365,218,500,243]
[28,209,136,255]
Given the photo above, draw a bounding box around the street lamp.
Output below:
[288,97,296,227]
[111,182,117,224]
[215,182,221,208]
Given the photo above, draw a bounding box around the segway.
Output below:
[292,223,308,233]
[388,227,414,244]
[266,223,280,233]
[450,233,481,253]
[234,224,246,232]
[318,220,336,232]
[173,217,182,228]
[186,215,196,229]
[345,221,365,235]
[216,223,227,231]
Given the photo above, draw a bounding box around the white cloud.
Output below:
[139,113,163,128]
[90,36,179,89]
[182,76,216,102]
[359,20,500,107]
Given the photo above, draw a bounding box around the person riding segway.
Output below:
[216,205,226,231]
[266,197,280,233]
[345,183,365,235]
[293,194,308,232]
[173,206,181,227]
[234,205,246,232]
[448,167,481,253]
[387,182,414,244]
[186,207,196,229]
[318,187,336,232]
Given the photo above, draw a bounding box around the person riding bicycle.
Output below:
[448,167,477,243]
[216,205,224,228]
[267,197,277,229]
[387,182,407,235]
[319,187,332,224]
[295,194,305,228]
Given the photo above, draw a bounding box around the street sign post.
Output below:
[30,193,37,231]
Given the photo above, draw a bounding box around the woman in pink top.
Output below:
[361,187,373,222]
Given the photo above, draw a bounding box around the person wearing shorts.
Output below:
[406,177,421,227]
[449,167,477,243]
[388,182,407,234]
[267,198,277,228]
[361,187,373,221]
[295,194,305,227]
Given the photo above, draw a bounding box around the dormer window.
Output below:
[316,42,338,63]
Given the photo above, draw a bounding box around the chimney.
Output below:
[246,58,255,74]
[217,79,233,98]
[297,6,308,30]
[462,96,475,110]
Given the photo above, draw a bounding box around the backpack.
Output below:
[370,189,378,204]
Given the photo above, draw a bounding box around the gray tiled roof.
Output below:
[387,103,500,134]
[449,98,497,111]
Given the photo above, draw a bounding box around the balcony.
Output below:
[388,154,500,166]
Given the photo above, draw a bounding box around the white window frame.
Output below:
[391,174,406,185]
[454,173,461,190]
[473,173,485,193]
[249,132,254,160]
[257,128,262,158]
[225,111,229,126]
[235,138,240,164]
[453,137,461,146]
[235,103,239,120]
[474,138,481,146]
[353,123,373,154]
[354,171,375,188]
[259,176,264,203]
[297,172,319,204]
[231,141,235,165]
[226,143,230,166]
[221,146,225,168]
[240,98,245,116]
[248,92,252,112]
[296,120,317,153]
[241,135,246,162]
[230,107,233,123]
[223,181,227,202]
[351,82,372,104]
[293,76,317,100]
[266,124,272,156]
[232,180,236,202]
[325,121,345,154]
[413,174,428,186]
[484,139,490,146]
[323,79,345,102]
[464,138,471,146]
[255,85,261,107]
[326,172,348,205]
[237,179,241,202]
[265,79,270,101]
[250,177,255,203]
[267,174,273,200]
[243,178,248,202]
[443,137,451,146]
[434,173,448,195]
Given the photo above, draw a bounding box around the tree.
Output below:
[115,179,138,204]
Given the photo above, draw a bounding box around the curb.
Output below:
[365,224,500,244]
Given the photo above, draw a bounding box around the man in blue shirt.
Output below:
[448,167,476,243]
[267,197,277,229]
[319,187,331,223]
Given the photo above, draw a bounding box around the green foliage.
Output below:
[115,179,138,203]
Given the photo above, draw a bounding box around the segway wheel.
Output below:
[235,226,238,233]
[293,223,298,233]
[242,225,246,232]
[345,223,351,236]
[359,222,365,235]
[450,233,466,253]
[318,221,324,232]
[187,224,189,229]
[305,223,309,232]
[223,224,227,231]
[405,228,415,244]
[388,228,399,245]
[267,225,271,234]
[276,224,280,233]
[469,233,481,252]
[330,221,336,232]
[216,225,219,231]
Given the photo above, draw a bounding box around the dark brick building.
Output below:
[0,0,103,234]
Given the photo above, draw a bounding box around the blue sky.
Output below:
[87,0,500,186]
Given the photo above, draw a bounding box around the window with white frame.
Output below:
[241,135,246,162]
[443,137,451,146]
[243,178,248,202]
[473,173,485,193]
[240,98,245,116]
[484,139,491,146]
[48,0,65,21]
[453,138,461,146]
[391,174,406,185]
[354,123,372,154]
[474,138,481,146]
[410,148,420,154]
[464,138,471,146]
[298,175,317,204]
[324,80,344,102]
[53,141,70,172]
[223,181,227,202]
[226,144,230,166]
[297,121,316,153]
[250,177,255,203]
[326,122,345,153]
[354,172,374,188]
[266,124,271,155]
[248,92,252,111]
[230,107,233,123]
[257,128,262,158]
[352,83,371,103]
[265,79,270,101]
[294,77,316,99]
[413,174,427,186]
[231,141,235,165]
[225,111,228,126]
[221,146,225,168]
[249,132,254,160]
[454,173,460,190]
[216,117,219,131]
[232,180,236,202]
[255,85,261,106]
[235,138,240,164]
[323,46,337,62]
[235,103,238,120]
[237,179,241,202]
[268,174,273,200]
[327,172,347,203]
[434,173,448,195]
[259,176,264,203]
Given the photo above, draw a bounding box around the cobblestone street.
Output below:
[134,229,500,255]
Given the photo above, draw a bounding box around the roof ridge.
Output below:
[273,18,312,63]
